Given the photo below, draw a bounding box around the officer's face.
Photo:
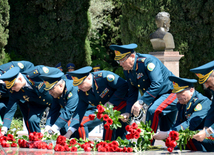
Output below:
[119,54,135,70]
[176,88,193,104]
[11,76,26,92]
[49,84,64,98]
[78,75,92,92]
[68,69,74,72]
[204,76,214,91]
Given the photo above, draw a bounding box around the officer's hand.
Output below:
[1,130,6,136]
[64,130,73,139]
[193,128,206,142]
[44,125,51,133]
[104,102,113,107]
[120,113,130,122]
[131,101,143,117]
[153,131,168,140]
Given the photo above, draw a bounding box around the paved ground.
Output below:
[0,140,213,155]
[1,147,213,155]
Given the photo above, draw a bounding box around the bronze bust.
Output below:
[150,12,175,51]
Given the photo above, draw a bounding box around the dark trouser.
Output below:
[187,138,214,152]
[103,101,129,141]
[0,98,9,119]
[19,102,47,133]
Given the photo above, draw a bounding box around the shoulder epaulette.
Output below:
[94,72,103,79]
[137,57,146,63]
[26,69,39,79]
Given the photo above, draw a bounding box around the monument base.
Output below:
[149,51,183,77]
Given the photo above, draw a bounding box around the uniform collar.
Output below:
[132,54,138,71]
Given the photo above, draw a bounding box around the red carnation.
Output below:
[131,122,138,129]
[169,131,179,141]
[127,147,133,152]
[103,114,109,121]
[84,146,91,152]
[97,112,103,119]
[170,140,177,148]
[134,132,140,139]
[56,135,66,146]
[167,147,174,152]
[89,114,96,120]
[71,146,78,152]
[125,134,132,140]
[69,139,77,146]
[97,105,105,113]
[125,125,132,132]
[106,118,113,125]
[165,137,171,147]
[104,124,110,130]
[111,140,119,147]
[11,142,17,147]
[7,134,14,141]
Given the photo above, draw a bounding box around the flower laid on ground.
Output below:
[89,104,123,130]
[124,121,155,152]
[17,131,53,149]
[165,128,199,152]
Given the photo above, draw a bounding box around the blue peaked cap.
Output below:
[67,63,75,69]
[67,66,92,86]
[190,60,214,84]
[169,76,197,93]
[110,43,138,61]
[0,67,20,89]
[55,62,62,69]
[38,66,64,90]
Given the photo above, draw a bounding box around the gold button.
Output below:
[97,91,99,93]
[43,99,45,101]
[89,101,91,103]
[143,79,145,81]
[143,88,145,90]
[39,96,41,98]
[108,95,110,97]
[99,101,101,103]
[138,85,140,87]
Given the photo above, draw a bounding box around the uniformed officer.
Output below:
[64,66,130,141]
[93,64,101,72]
[153,76,212,150]
[66,63,75,80]
[55,62,63,72]
[0,61,34,121]
[188,60,214,152]
[39,66,102,140]
[0,66,53,134]
[110,43,178,136]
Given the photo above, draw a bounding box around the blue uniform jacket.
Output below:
[124,53,174,106]
[204,90,214,129]
[172,90,211,131]
[70,71,129,129]
[3,74,53,128]
[45,79,79,128]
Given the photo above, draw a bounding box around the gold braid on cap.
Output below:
[93,67,100,70]
[44,81,58,91]
[72,76,87,86]
[5,78,16,89]
[172,82,189,93]
[196,70,213,84]
[114,51,131,61]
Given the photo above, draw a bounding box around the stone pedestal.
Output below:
[149,51,184,77]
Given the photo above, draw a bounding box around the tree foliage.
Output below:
[6,0,91,69]
[0,0,10,65]
[120,0,214,81]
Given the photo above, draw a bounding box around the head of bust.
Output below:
[155,12,170,32]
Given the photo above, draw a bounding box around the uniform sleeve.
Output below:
[3,95,18,129]
[205,100,214,129]
[69,97,88,130]
[54,90,79,128]
[124,71,138,113]
[107,73,129,106]
[140,58,164,105]
[173,101,211,131]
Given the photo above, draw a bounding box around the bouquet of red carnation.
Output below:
[124,121,154,151]
[89,104,123,130]
[165,129,199,152]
